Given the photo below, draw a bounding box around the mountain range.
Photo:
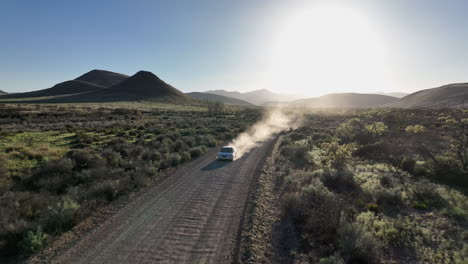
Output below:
[292,93,399,108]
[186,92,253,106]
[0,70,193,104]
[206,89,304,105]
[1,69,467,108]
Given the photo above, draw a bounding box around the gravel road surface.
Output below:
[52,141,272,264]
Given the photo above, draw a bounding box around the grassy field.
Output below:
[0,102,261,260]
[245,108,468,264]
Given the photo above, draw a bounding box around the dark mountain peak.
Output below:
[107,70,186,99]
[75,69,128,88]
[131,70,164,82]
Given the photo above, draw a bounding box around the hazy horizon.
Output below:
[2,0,468,96]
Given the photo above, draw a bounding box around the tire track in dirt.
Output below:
[52,141,272,264]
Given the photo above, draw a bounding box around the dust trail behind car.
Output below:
[229,108,303,159]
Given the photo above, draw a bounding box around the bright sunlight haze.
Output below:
[269,4,390,97]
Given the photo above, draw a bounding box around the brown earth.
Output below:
[48,140,273,264]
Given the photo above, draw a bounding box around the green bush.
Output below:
[319,253,345,264]
[44,199,80,234]
[170,153,181,167]
[339,220,381,263]
[21,227,48,254]
[280,145,309,168]
[410,180,446,208]
[319,169,357,194]
[181,151,191,162]
[284,179,342,247]
[189,147,205,158]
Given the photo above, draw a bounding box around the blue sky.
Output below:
[1,0,468,96]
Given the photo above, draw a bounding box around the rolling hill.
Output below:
[206,89,304,105]
[291,93,399,108]
[0,80,104,99]
[388,83,468,108]
[376,92,409,98]
[0,69,128,99]
[0,90,6,95]
[186,92,253,105]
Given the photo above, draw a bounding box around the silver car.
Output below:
[217,146,237,161]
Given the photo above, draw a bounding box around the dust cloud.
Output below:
[229,108,303,159]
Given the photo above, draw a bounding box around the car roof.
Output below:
[221,146,234,149]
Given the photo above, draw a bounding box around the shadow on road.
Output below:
[202,160,230,171]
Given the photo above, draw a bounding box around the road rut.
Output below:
[53,141,272,264]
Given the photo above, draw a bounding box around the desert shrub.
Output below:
[401,157,416,174]
[197,135,217,147]
[319,169,357,194]
[66,149,104,170]
[181,151,191,162]
[87,180,120,202]
[20,227,48,254]
[365,122,388,137]
[174,139,189,152]
[127,145,144,159]
[319,253,345,264]
[131,171,150,188]
[189,147,205,158]
[280,145,309,168]
[101,149,121,167]
[375,187,404,206]
[73,131,95,147]
[410,180,446,208]
[159,137,174,154]
[30,158,74,194]
[430,157,468,187]
[405,124,427,134]
[170,153,181,167]
[336,118,367,143]
[356,212,421,248]
[339,220,381,263]
[44,199,80,234]
[283,179,342,251]
[289,131,307,141]
[320,141,356,169]
[0,154,10,193]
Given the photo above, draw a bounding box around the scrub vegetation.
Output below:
[0,103,260,260]
[246,108,468,264]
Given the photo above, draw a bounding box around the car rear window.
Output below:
[220,147,234,153]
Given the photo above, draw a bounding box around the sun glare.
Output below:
[269,5,391,97]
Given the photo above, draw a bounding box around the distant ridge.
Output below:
[292,93,398,108]
[186,92,253,106]
[206,89,304,105]
[0,89,6,95]
[75,69,128,87]
[376,92,409,98]
[388,83,468,108]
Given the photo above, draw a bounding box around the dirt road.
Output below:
[52,141,272,264]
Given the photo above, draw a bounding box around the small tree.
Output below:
[207,101,224,116]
